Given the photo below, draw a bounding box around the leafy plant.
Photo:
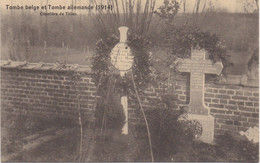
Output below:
[154,0,180,22]
[154,2,233,69]
[160,25,233,69]
[134,104,203,161]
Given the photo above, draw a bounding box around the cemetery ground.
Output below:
[1,112,259,162]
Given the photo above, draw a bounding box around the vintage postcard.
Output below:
[1,0,259,162]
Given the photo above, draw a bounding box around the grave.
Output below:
[110,26,134,135]
[175,48,223,143]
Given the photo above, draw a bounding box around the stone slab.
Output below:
[188,114,214,144]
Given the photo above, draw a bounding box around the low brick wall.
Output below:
[1,64,96,120]
[1,61,259,137]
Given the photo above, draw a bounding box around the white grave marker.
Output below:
[175,48,223,143]
[110,27,134,76]
[110,26,133,135]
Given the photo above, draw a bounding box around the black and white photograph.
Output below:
[0,0,259,162]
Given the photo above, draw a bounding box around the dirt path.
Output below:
[2,128,74,162]
[2,125,140,162]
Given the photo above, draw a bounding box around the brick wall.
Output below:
[1,65,96,120]
[135,74,259,136]
[205,84,258,136]
[1,62,259,137]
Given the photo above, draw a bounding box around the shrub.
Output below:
[134,107,201,161]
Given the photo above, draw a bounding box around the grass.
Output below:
[1,113,137,162]
[1,113,82,162]
[91,131,137,162]
[131,133,259,162]
[1,113,258,162]
[10,129,80,162]
[169,134,259,162]
[1,112,137,162]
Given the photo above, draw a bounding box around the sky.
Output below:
[0,0,258,14]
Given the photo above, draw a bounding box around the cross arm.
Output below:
[203,61,223,75]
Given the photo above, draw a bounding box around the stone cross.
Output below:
[175,48,223,143]
[176,48,223,115]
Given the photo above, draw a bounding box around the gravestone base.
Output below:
[188,114,214,144]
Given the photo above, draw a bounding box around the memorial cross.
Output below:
[176,48,223,115]
[175,48,224,143]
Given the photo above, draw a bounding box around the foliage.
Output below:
[154,0,180,22]
[91,33,153,136]
[153,2,233,69]
[161,24,233,68]
[239,0,259,13]
[136,113,259,162]
[91,34,119,90]
[171,132,259,162]
[91,34,152,94]
[133,93,258,162]
[128,35,153,89]
[134,103,203,161]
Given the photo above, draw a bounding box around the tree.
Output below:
[90,0,156,37]
[152,0,232,80]
[239,0,259,13]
